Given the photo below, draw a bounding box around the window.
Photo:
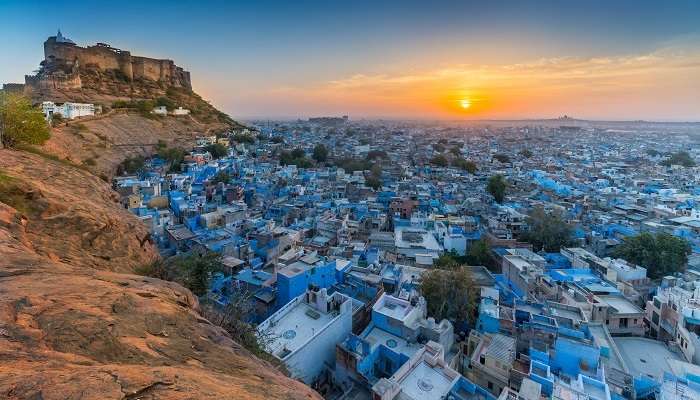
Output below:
[652,312,660,325]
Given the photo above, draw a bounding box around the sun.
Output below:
[459,99,471,109]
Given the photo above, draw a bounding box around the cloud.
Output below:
[233,38,700,120]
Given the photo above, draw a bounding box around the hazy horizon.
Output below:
[2,1,699,121]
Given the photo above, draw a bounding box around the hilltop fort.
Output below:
[20,30,192,100]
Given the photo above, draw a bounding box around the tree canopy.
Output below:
[0,93,50,148]
[452,157,478,173]
[519,207,574,252]
[519,149,533,158]
[210,170,231,185]
[613,232,691,279]
[205,143,228,159]
[280,149,312,168]
[661,151,696,167]
[430,154,449,167]
[493,153,511,164]
[312,143,328,163]
[420,265,478,324]
[232,133,256,144]
[117,155,145,175]
[487,174,507,203]
[171,252,224,297]
[157,145,187,172]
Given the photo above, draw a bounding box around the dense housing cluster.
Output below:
[114,117,700,400]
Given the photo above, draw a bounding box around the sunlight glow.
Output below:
[459,99,471,109]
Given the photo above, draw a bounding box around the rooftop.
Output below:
[398,361,454,400]
[614,337,682,381]
[597,295,643,314]
[363,325,421,358]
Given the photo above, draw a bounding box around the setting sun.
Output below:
[459,99,471,109]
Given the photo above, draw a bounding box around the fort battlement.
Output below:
[26,31,191,92]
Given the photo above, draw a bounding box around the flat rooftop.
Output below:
[398,361,454,400]
[547,304,585,322]
[264,300,336,358]
[362,325,421,358]
[277,260,315,278]
[588,324,624,371]
[614,337,682,381]
[597,295,643,314]
[374,295,413,322]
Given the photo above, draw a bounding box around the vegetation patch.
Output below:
[0,170,43,216]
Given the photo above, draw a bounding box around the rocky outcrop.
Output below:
[0,150,321,400]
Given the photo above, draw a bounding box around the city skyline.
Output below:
[1,0,699,121]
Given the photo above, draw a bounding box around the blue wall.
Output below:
[277,261,337,307]
[551,338,599,377]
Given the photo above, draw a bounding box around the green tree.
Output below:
[157,146,187,172]
[519,207,574,252]
[50,113,64,127]
[232,133,256,144]
[136,100,155,113]
[432,143,445,153]
[117,155,145,175]
[279,150,312,168]
[493,153,511,164]
[206,143,228,159]
[366,150,388,160]
[335,157,372,172]
[210,170,231,185]
[312,143,328,163]
[433,251,463,270]
[365,175,382,190]
[420,266,478,324]
[430,154,449,167]
[0,93,50,148]
[156,96,176,111]
[453,157,478,173]
[487,175,507,203]
[661,151,696,167]
[466,239,492,267]
[170,252,224,297]
[614,232,691,279]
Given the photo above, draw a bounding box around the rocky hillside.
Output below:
[0,150,320,400]
[41,110,225,178]
[24,61,247,177]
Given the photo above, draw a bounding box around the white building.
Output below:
[394,227,443,265]
[172,106,190,116]
[372,341,472,400]
[257,288,352,384]
[42,101,95,120]
[152,106,168,115]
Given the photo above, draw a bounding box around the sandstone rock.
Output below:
[0,150,321,400]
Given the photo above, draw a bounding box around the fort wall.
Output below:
[36,36,191,90]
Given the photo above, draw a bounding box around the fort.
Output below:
[23,31,191,93]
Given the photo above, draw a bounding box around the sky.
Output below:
[1,1,699,121]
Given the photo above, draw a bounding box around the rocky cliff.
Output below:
[0,150,320,400]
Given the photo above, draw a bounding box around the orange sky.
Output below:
[223,40,700,120]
